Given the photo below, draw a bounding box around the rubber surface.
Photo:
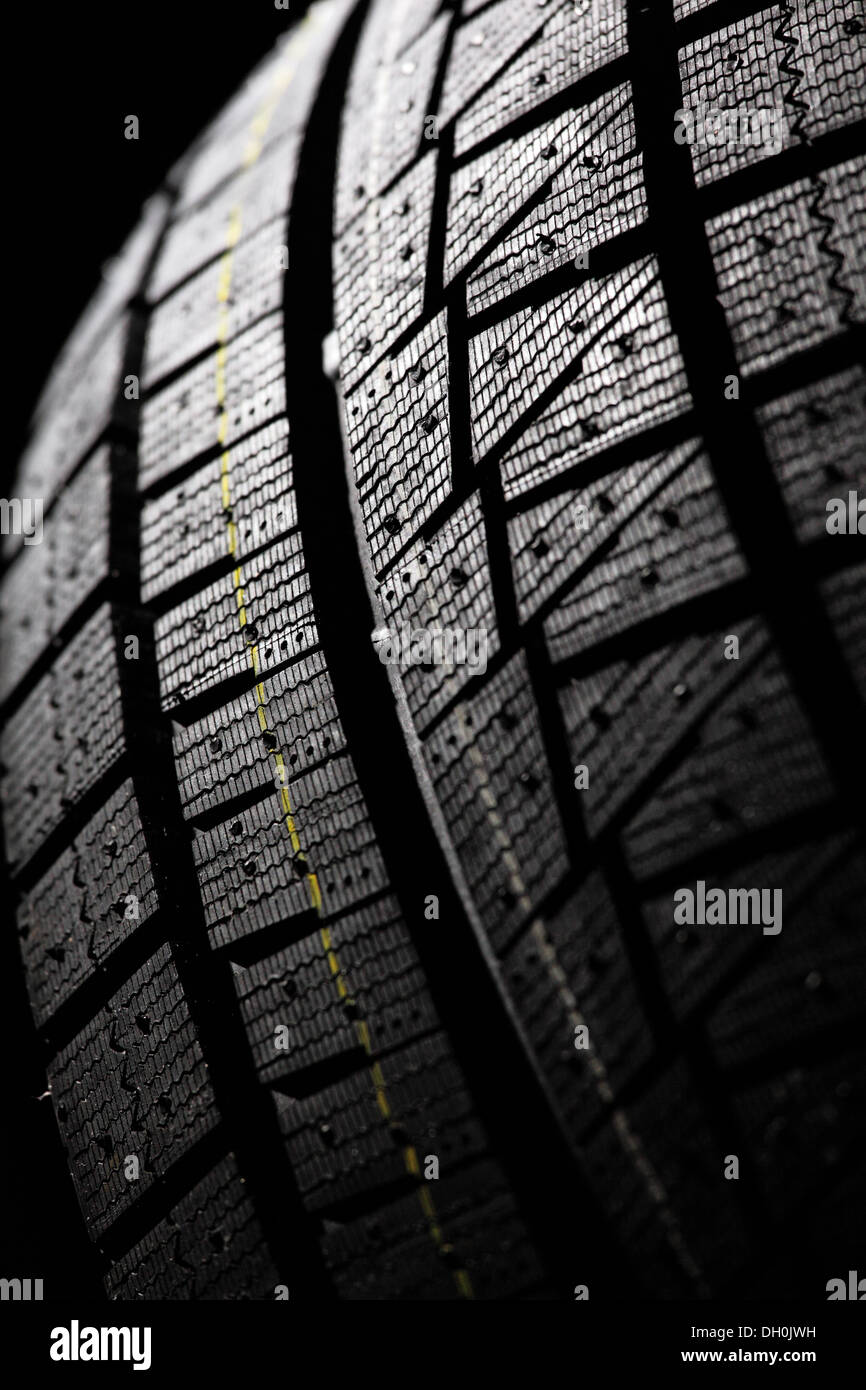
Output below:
[1,0,865,1299]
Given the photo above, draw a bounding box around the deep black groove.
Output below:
[480,465,519,646]
[376,319,862,583]
[584,833,861,1137]
[468,222,651,334]
[700,119,866,220]
[453,55,630,169]
[95,1124,231,1264]
[284,0,638,1300]
[525,637,771,1257]
[138,409,287,503]
[675,0,790,47]
[268,1044,370,1100]
[148,524,301,617]
[629,0,866,815]
[636,796,848,897]
[314,1149,486,1226]
[165,641,325,727]
[219,907,323,967]
[106,92,336,1301]
[420,527,864,740]
[187,780,277,833]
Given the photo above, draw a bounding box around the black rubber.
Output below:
[1,0,865,1300]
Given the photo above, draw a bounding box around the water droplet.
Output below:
[449,566,470,588]
[208,735,222,756]
[382,513,402,535]
[408,362,426,385]
[492,346,510,367]
[242,856,257,877]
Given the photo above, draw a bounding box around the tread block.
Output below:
[470,258,691,495]
[1,604,125,874]
[423,651,568,953]
[174,649,344,823]
[453,0,628,158]
[542,454,747,666]
[820,563,866,705]
[28,194,169,441]
[47,944,216,1237]
[139,313,285,493]
[321,1161,542,1299]
[462,85,645,313]
[191,753,389,947]
[333,151,438,390]
[503,870,656,1140]
[141,419,293,604]
[758,365,866,545]
[346,310,451,576]
[704,832,866,1073]
[143,216,288,389]
[708,163,866,379]
[336,8,450,234]
[0,445,112,703]
[154,532,314,711]
[17,779,158,1026]
[104,1156,278,1300]
[150,139,299,304]
[624,646,834,883]
[12,326,127,531]
[235,894,436,1088]
[559,618,769,842]
[507,436,703,627]
[732,1044,866,1229]
[172,7,352,216]
[276,1029,484,1212]
[439,0,565,133]
[376,490,498,729]
[582,1056,752,1293]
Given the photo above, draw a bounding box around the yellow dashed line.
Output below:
[213,36,472,1299]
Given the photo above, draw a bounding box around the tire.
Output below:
[2,0,864,1301]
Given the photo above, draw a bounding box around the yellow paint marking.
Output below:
[211,36,472,1299]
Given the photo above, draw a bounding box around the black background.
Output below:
[7,0,311,484]
[3,0,310,1296]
